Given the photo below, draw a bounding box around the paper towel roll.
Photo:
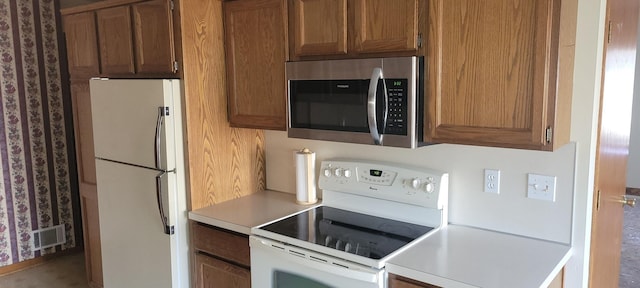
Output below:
[295,148,317,205]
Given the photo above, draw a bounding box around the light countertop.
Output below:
[189,192,571,287]
[386,225,572,288]
[188,190,318,235]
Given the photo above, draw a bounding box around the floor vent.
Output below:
[32,224,66,250]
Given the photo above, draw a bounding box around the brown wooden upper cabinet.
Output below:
[132,0,176,74]
[97,6,136,75]
[64,12,100,77]
[289,0,419,59]
[424,0,574,151]
[224,0,288,130]
[63,0,177,78]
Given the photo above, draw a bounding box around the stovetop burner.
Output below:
[260,206,433,260]
[252,159,448,269]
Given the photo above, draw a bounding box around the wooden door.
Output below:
[224,0,287,130]
[289,0,347,58]
[70,80,102,288]
[132,0,176,74]
[63,12,100,76]
[194,254,251,288]
[97,6,135,75]
[425,0,561,150]
[351,0,418,54]
[589,0,639,286]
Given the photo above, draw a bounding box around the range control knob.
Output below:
[323,168,332,178]
[425,183,435,193]
[411,178,421,189]
[334,168,344,177]
[343,169,352,178]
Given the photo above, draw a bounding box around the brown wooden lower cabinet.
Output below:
[390,268,564,288]
[388,274,441,288]
[194,253,250,288]
[192,222,251,288]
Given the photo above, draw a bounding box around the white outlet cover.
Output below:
[484,169,500,194]
[527,173,556,202]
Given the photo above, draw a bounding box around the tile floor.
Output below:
[0,252,88,288]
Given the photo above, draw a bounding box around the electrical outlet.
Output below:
[527,174,556,202]
[484,169,500,194]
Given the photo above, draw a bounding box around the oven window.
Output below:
[289,79,407,136]
[274,270,332,288]
[289,80,370,132]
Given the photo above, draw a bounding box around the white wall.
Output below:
[627,22,640,189]
[265,131,576,244]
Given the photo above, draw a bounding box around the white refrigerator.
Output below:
[90,79,189,288]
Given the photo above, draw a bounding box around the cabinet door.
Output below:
[351,0,419,53]
[70,80,103,288]
[290,0,347,57]
[132,0,176,74]
[97,6,135,75]
[63,12,100,76]
[224,0,287,130]
[425,0,560,150]
[388,274,441,288]
[194,253,251,288]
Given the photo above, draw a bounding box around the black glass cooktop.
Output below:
[260,206,433,260]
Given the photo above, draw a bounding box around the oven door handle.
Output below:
[250,236,380,284]
[367,67,387,145]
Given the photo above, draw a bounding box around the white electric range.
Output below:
[250,159,449,288]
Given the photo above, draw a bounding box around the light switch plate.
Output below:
[527,173,556,202]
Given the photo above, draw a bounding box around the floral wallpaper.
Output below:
[0,0,78,267]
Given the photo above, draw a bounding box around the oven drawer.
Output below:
[192,221,250,267]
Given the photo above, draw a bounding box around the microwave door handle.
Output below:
[368,68,386,145]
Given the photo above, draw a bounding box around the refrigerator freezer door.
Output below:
[96,159,181,288]
[90,79,178,170]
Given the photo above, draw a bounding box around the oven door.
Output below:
[250,236,385,288]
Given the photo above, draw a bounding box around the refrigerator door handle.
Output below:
[155,171,174,235]
[154,107,165,170]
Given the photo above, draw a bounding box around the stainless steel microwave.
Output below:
[286,56,424,148]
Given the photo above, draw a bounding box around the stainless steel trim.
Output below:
[367,68,385,145]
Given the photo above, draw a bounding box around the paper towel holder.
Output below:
[295,148,317,205]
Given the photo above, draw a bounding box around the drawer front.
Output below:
[192,222,250,267]
[388,274,441,288]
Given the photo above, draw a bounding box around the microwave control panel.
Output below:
[384,79,408,135]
